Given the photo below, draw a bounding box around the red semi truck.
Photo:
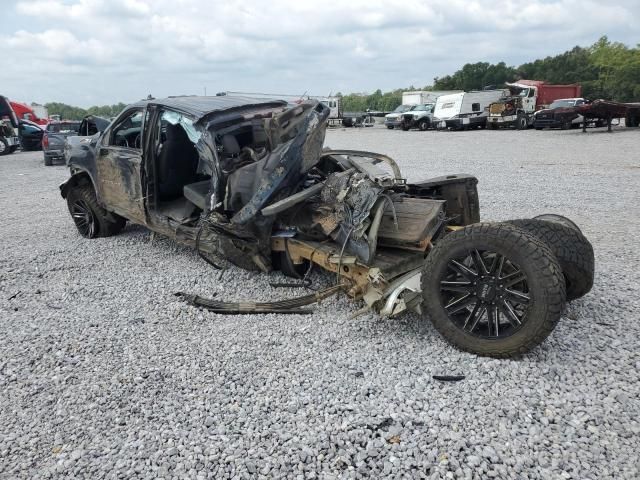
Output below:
[9,101,49,126]
[487,80,582,129]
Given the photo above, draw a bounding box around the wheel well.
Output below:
[60,171,95,199]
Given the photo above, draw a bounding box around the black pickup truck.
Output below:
[44,115,109,166]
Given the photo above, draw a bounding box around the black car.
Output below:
[19,119,44,150]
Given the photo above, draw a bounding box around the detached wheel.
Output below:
[278,248,310,279]
[421,223,566,357]
[506,219,594,301]
[66,184,126,238]
[532,213,581,233]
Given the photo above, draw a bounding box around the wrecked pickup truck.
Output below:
[61,96,594,357]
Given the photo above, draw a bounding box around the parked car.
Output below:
[18,119,44,151]
[43,121,81,165]
[60,95,594,358]
[384,104,414,129]
[533,98,592,129]
[61,115,111,166]
[400,103,435,131]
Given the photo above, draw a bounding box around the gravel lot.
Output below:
[1,125,639,479]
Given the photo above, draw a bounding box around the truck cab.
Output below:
[0,95,20,155]
[400,103,435,131]
[487,80,582,130]
[384,104,414,129]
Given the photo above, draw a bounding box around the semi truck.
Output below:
[9,101,49,126]
[486,80,582,129]
[0,95,20,155]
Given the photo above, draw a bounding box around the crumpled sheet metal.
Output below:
[313,171,384,264]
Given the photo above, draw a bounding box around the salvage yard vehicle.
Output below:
[61,115,111,166]
[18,119,44,151]
[434,90,506,130]
[487,80,582,129]
[548,99,640,132]
[400,103,435,131]
[0,95,20,155]
[60,96,594,357]
[533,98,591,130]
[384,104,413,129]
[43,121,81,165]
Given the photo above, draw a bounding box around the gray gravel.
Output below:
[1,125,639,479]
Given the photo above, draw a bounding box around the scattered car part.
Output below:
[176,284,344,314]
[421,223,566,358]
[506,219,594,301]
[432,375,466,382]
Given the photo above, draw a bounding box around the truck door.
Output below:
[522,88,537,113]
[95,108,147,223]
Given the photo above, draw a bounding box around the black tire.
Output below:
[532,213,581,233]
[516,114,528,130]
[535,127,543,130]
[418,119,430,131]
[386,126,394,130]
[401,124,410,131]
[421,222,566,358]
[9,145,18,153]
[278,250,310,279]
[488,122,497,130]
[66,184,126,238]
[0,138,9,156]
[560,121,571,130]
[505,219,594,301]
[44,155,53,166]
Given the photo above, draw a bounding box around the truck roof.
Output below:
[131,95,288,122]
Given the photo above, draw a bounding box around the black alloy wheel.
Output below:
[70,198,97,238]
[439,249,530,338]
[421,223,566,357]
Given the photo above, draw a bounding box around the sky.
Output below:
[1,0,638,108]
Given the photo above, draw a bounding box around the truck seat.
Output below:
[183,180,210,210]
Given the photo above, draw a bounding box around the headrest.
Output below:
[221,134,240,155]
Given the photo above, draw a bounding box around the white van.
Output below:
[434,90,508,130]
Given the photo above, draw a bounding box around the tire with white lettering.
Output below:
[421,223,565,357]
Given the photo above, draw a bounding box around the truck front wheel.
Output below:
[418,119,431,131]
[66,184,126,238]
[516,114,528,130]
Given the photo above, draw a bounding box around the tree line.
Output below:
[340,36,640,112]
[44,102,128,121]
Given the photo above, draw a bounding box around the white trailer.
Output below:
[434,90,508,130]
[401,90,462,106]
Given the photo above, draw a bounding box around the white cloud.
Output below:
[2,0,638,106]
